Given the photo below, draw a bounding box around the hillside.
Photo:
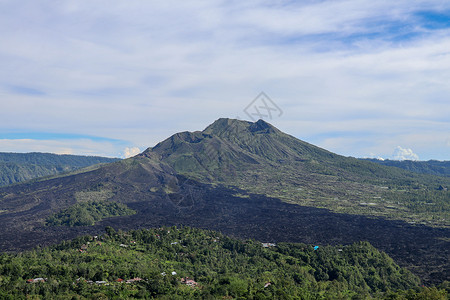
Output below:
[0,152,119,187]
[1,226,444,299]
[0,118,449,285]
[364,158,450,178]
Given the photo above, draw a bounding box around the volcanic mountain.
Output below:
[0,118,449,284]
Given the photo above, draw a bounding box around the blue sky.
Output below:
[1,1,450,160]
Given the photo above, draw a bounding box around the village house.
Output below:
[262,242,276,248]
[181,277,198,287]
[26,278,46,284]
[126,277,144,284]
[75,278,94,285]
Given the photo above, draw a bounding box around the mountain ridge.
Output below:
[0,152,119,187]
[364,158,450,178]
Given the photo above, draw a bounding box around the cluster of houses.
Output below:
[116,277,144,284]
[262,242,276,248]
[75,277,145,285]
[78,240,103,253]
[70,230,226,290]
[77,275,200,288]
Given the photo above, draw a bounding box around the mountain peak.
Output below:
[249,119,279,133]
[203,118,249,133]
[203,118,279,136]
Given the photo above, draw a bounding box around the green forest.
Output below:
[45,201,136,227]
[0,226,447,299]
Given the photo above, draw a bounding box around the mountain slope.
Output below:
[142,118,450,227]
[145,118,447,185]
[0,152,119,187]
[0,118,449,284]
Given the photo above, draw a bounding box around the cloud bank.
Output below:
[123,147,141,159]
[392,146,419,161]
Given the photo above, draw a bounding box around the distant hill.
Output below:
[364,158,450,177]
[0,152,119,186]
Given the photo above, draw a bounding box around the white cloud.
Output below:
[123,147,141,158]
[0,1,450,159]
[392,146,419,161]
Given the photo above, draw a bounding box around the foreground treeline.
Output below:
[0,226,447,299]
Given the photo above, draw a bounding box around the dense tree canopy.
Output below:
[45,201,136,227]
[0,226,447,299]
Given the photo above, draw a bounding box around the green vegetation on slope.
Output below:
[0,226,447,299]
[0,152,118,187]
[45,201,136,227]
